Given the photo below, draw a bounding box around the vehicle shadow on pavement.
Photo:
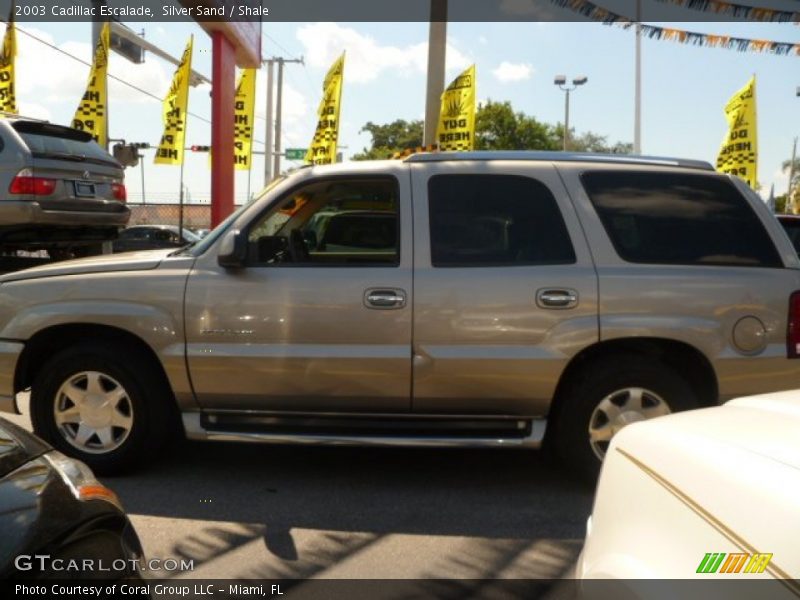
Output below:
[108,440,594,581]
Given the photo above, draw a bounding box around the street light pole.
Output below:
[554,75,587,152]
[424,0,448,146]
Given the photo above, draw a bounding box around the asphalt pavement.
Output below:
[7,395,595,587]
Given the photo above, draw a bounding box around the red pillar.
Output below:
[210,32,235,227]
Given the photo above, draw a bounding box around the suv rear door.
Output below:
[410,160,599,416]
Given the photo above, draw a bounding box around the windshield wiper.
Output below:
[170,241,198,256]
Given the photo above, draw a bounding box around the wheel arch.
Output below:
[16,323,175,401]
[550,337,719,420]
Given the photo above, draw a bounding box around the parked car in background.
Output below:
[0,417,145,579]
[112,224,200,253]
[776,214,800,256]
[0,116,129,258]
[0,152,800,477]
[577,390,800,585]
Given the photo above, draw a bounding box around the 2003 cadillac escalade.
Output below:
[0,151,798,477]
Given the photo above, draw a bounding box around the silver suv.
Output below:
[0,116,129,256]
[0,152,798,477]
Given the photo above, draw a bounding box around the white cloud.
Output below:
[13,27,170,110]
[252,69,308,151]
[492,61,534,83]
[768,168,789,199]
[109,54,170,105]
[296,23,470,84]
[17,102,51,121]
[478,36,488,46]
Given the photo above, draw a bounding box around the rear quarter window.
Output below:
[581,171,782,268]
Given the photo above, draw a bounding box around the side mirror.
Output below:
[217,229,247,268]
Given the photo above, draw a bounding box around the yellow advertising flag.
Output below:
[155,35,193,166]
[305,52,344,165]
[436,65,476,151]
[0,20,17,114]
[234,68,256,171]
[716,75,757,189]
[72,22,109,147]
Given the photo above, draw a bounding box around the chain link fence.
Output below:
[127,203,230,231]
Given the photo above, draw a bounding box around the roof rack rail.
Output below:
[404,151,714,171]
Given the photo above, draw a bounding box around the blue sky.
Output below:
[10,18,800,204]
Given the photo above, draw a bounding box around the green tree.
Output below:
[552,126,633,154]
[774,193,788,214]
[352,119,424,160]
[474,100,559,151]
[352,100,633,159]
[783,157,800,191]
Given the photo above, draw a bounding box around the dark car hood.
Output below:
[0,419,50,478]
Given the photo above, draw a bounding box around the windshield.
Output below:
[181,228,202,242]
[183,174,291,257]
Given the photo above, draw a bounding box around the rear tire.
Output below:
[30,342,174,475]
[552,355,698,481]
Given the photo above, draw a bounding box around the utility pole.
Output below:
[634,0,642,154]
[424,0,448,146]
[263,60,275,187]
[263,56,304,180]
[274,59,284,179]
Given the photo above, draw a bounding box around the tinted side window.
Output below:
[247,177,400,266]
[428,174,576,267]
[582,171,782,268]
[778,218,800,255]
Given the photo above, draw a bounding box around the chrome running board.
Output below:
[181,412,546,449]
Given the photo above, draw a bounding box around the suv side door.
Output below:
[184,166,413,413]
[410,160,599,416]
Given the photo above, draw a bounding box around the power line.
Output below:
[12,24,213,126]
[261,31,302,63]
[13,24,275,148]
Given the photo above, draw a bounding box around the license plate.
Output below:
[74,181,96,197]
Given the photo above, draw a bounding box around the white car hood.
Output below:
[0,249,175,283]
[606,392,800,577]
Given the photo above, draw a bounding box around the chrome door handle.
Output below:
[536,288,578,309]
[364,288,407,309]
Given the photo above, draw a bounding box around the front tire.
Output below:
[552,355,698,481]
[31,342,173,474]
